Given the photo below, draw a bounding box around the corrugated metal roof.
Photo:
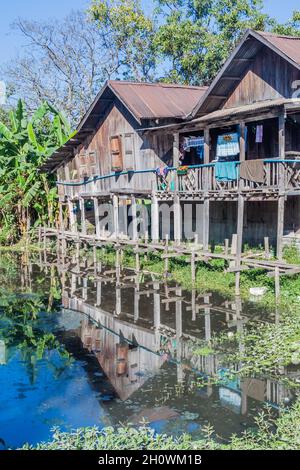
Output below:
[108,80,207,119]
[258,31,300,66]
[40,81,207,173]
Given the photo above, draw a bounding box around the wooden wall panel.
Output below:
[224,47,300,109]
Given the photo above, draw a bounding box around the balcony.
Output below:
[156,159,300,198]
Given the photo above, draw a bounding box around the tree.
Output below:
[90,0,157,81]
[0,100,75,243]
[153,0,272,85]
[2,11,119,126]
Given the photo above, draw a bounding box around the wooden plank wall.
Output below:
[224,46,300,109]
[60,101,173,197]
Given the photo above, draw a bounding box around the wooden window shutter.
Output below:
[123,133,135,170]
[110,136,123,172]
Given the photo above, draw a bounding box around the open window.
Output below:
[110,135,123,172]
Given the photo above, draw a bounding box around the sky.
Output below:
[0,0,299,66]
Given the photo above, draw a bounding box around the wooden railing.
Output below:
[57,159,300,199]
[157,160,300,194]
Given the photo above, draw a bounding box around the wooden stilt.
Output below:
[174,194,181,245]
[112,195,119,240]
[203,197,210,251]
[264,236,270,259]
[93,197,101,238]
[131,196,138,241]
[235,194,245,296]
[151,192,159,243]
[275,267,280,302]
[79,198,86,235]
[277,195,285,260]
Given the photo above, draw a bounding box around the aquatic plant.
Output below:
[21,398,300,450]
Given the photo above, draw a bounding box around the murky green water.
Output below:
[0,252,298,449]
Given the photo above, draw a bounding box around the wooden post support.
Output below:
[174,194,181,245]
[235,194,245,296]
[224,238,229,256]
[264,237,270,259]
[112,195,119,239]
[79,198,86,235]
[173,133,180,191]
[191,251,196,285]
[131,196,138,241]
[135,250,140,272]
[203,197,210,251]
[93,197,101,238]
[277,195,285,260]
[239,122,246,162]
[275,267,280,302]
[151,192,159,243]
[203,128,210,251]
[68,200,77,233]
[164,235,169,277]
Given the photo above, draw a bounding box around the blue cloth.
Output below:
[183,137,204,150]
[215,161,239,181]
[216,132,240,159]
[183,137,204,160]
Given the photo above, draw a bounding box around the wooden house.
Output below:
[41,29,300,257]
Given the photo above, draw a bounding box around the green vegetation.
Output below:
[83,243,300,310]
[0,100,74,244]
[90,1,300,87]
[22,398,300,450]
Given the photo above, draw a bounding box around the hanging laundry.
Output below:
[216,132,240,160]
[240,159,265,183]
[215,161,239,181]
[183,136,204,150]
[255,125,263,143]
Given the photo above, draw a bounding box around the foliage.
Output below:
[91,1,300,87]
[90,0,157,81]
[0,100,74,244]
[1,11,118,125]
[21,398,300,450]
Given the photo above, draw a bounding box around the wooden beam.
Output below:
[173,132,180,191]
[93,197,101,237]
[79,198,86,235]
[131,196,138,241]
[277,195,285,260]
[112,195,119,239]
[174,194,181,245]
[235,194,245,296]
[151,192,159,243]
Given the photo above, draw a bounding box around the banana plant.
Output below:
[0,100,76,243]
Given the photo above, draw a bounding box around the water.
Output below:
[0,253,298,449]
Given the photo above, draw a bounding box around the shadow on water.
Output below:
[0,251,299,448]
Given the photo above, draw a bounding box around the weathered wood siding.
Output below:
[59,100,173,198]
[224,46,300,109]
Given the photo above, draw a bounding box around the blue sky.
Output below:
[0,0,299,66]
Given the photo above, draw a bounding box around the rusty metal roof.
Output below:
[40,80,207,173]
[258,31,300,66]
[108,80,207,120]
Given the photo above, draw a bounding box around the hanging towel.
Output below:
[215,161,239,181]
[256,125,263,143]
[216,132,240,159]
[240,159,265,183]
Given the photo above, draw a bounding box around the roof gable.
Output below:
[191,29,300,118]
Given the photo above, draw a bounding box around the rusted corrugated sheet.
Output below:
[259,31,300,66]
[109,81,207,119]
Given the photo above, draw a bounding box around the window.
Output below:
[110,135,123,172]
[123,133,135,170]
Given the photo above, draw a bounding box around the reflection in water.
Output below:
[0,252,299,448]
